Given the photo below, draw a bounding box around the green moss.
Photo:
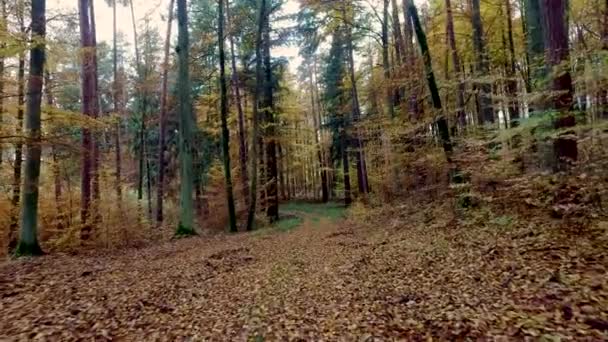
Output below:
[174,222,197,238]
[13,241,44,258]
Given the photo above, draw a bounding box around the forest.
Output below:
[0,0,607,339]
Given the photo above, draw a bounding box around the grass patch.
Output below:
[274,216,304,232]
[281,202,346,222]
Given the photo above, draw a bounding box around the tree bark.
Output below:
[262,4,278,223]
[90,0,101,224]
[505,0,519,127]
[540,0,576,169]
[156,0,175,224]
[227,0,249,206]
[113,0,123,213]
[79,0,95,239]
[382,0,394,118]
[218,0,238,232]
[176,0,195,235]
[15,0,46,256]
[9,1,26,251]
[407,2,452,157]
[246,0,265,231]
[0,0,5,166]
[445,0,466,128]
[470,0,494,125]
[342,2,369,196]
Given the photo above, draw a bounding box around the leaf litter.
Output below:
[0,201,607,340]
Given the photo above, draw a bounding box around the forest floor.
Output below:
[1,200,607,340]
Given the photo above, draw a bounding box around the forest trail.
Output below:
[0,202,383,340]
[2,201,608,340]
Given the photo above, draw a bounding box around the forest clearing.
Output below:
[1,0,608,338]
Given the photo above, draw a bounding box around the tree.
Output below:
[79,0,96,240]
[342,1,369,196]
[470,0,494,125]
[9,0,27,251]
[504,0,518,127]
[262,0,278,222]
[246,0,266,231]
[0,0,5,166]
[540,0,576,170]
[15,0,46,257]
[156,0,175,224]
[175,0,196,236]
[218,0,238,232]
[445,0,466,128]
[107,0,128,214]
[227,0,249,206]
[524,0,545,93]
[407,1,452,158]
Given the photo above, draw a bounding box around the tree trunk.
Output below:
[471,0,494,125]
[391,0,405,64]
[247,0,268,230]
[525,0,546,93]
[176,0,196,235]
[156,0,175,224]
[382,0,394,118]
[407,2,453,157]
[341,130,352,206]
[540,0,576,169]
[308,65,329,202]
[505,0,519,127]
[0,0,5,166]
[79,0,95,239]
[262,5,278,223]
[15,0,46,256]
[113,0,123,213]
[445,0,466,128]
[601,0,608,118]
[90,0,101,224]
[227,0,249,206]
[218,0,238,232]
[46,72,64,230]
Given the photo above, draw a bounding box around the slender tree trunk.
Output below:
[341,3,369,196]
[341,130,352,206]
[471,0,494,125]
[540,0,577,169]
[176,0,195,235]
[46,72,64,230]
[130,0,146,208]
[445,0,466,128]
[218,0,238,232]
[113,0,123,212]
[0,0,5,166]
[16,0,46,256]
[9,2,26,251]
[601,0,608,118]
[247,0,268,230]
[308,66,329,202]
[156,0,175,224]
[504,0,519,127]
[262,5,278,223]
[79,0,95,239]
[227,0,249,206]
[407,2,452,157]
[10,52,25,251]
[90,0,101,224]
[382,0,394,118]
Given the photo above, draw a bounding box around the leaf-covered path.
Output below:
[1,202,607,340]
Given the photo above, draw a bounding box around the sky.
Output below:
[48,0,303,72]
